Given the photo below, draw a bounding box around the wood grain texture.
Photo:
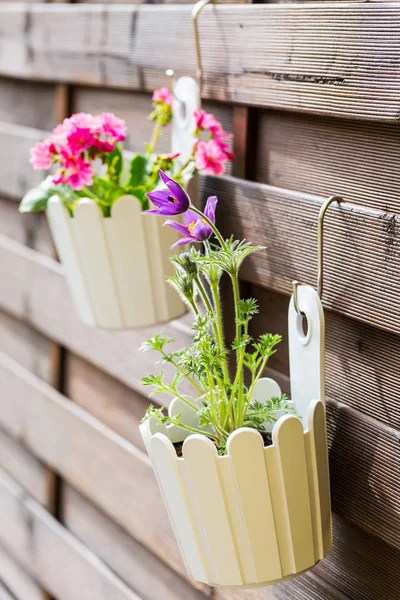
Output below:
[0,196,54,257]
[1,338,400,555]
[63,486,210,600]
[256,110,400,213]
[0,469,142,600]
[0,79,56,130]
[0,351,187,580]
[202,175,400,336]
[0,123,45,200]
[0,429,48,506]
[0,4,400,120]
[65,354,147,451]
[0,544,44,600]
[0,234,193,398]
[249,286,400,430]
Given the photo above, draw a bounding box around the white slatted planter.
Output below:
[140,285,332,588]
[46,77,198,330]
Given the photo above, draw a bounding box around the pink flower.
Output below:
[195,140,227,176]
[97,113,126,142]
[214,136,235,161]
[152,87,173,107]
[29,139,55,170]
[67,128,96,153]
[193,110,224,138]
[93,139,116,154]
[53,149,94,190]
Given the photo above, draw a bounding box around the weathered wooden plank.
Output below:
[250,287,400,430]
[63,486,210,600]
[0,583,14,600]
[1,349,400,557]
[0,352,187,580]
[256,110,400,213]
[215,571,350,600]
[0,234,192,398]
[65,354,147,451]
[0,544,44,600]
[0,79,56,130]
[0,123,45,200]
[0,311,51,384]
[314,514,400,600]
[1,231,400,429]
[1,4,400,120]
[0,196,54,257]
[0,469,142,600]
[202,175,400,336]
[0,429,48,506]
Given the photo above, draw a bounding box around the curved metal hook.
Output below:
[192,0,215,107]
[292,195,343,314]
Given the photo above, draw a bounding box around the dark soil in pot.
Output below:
[173,431,272,457]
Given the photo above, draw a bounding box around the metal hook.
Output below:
[192,0,215,108]
[292,195,343,315]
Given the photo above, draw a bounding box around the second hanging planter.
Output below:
[141,285,332,588]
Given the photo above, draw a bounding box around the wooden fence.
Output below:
[0,1,399,599]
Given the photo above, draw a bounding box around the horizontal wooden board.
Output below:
[1,349,399,559]
[63,485,209,600]
[0,196,54,257]
[314,514,400,600]
[0,429,48,506]
[249,287,400,430]
[0,234,192,398]
[256,111,400,213]
[0,544,44,600]
[0,123,45,200]
[0,351,187,580]
[202,175,400,336]
[0,78,56,130]
[1,4,400,120]
[0,469,142,600]
[65,354,148,451]
[0,310,51,383]
[215,571,350,600]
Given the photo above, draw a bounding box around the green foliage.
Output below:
[19,176,79,213]
[142,214,296,454]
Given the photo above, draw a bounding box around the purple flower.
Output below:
[145,170,190,216]
[164,196,218,248]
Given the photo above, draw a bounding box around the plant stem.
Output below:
[170,419,218,441]
[161,388,198,412]
[176,155,194,177]
[189,206,227,251]
[147,121,162,157]
[209,277,230,386]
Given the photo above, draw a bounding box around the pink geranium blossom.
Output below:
[29,139,55,170]
[97,113,126,142]
[195,140,227,176]
[152,87,173,107]
[193,110,224,138]
[52,149,94,190]
[67,128,96,153]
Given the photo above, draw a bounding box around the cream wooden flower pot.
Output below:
[47,195,187,329]
[46,76,199,330]
[140,285,332,588]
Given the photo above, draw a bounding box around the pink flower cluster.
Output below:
[152,87,173,107]
[30,112,126,190]
[193,110,235,176]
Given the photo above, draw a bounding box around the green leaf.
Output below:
[19,185,52,213]
[128,154,148,188]
[107,146,123,184]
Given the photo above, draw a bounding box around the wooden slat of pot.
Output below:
[142,216,185,324]
[227,429,282,583]
[150,434,210,584]
[267,416,315,575]
[72,199,123,329]
[106,196,156,328]
[46,196,95,327]
[306,400,332,561]
[182,436,242,586]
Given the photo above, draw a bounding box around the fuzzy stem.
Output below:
[189,206,227,251]
[170,419,218,440]
[147,121,162,157]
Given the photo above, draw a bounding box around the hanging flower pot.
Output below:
[139,178,331,588]
[19,77,234,329]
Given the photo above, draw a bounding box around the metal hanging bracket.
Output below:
[292,195,344,314]
[192,0,215,108]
